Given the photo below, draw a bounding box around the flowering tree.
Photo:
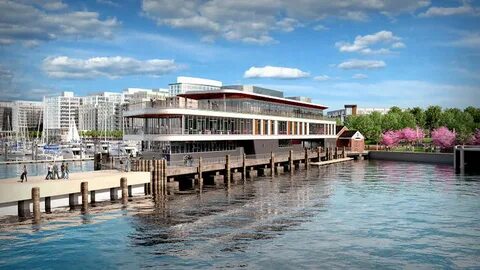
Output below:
[431,127,456,148]
[415,127,425,142]
[401,127,417,143]
[471,129,480,145]
[381,130,400,147]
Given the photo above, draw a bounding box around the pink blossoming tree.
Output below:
[471,129,480,145]
[381,130,400,147]
[401,127,417,143]
[431,127,456,149]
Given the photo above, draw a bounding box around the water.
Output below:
[0,161,93,180]
[0,160,479,269]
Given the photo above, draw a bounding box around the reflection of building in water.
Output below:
[124,85,338,161]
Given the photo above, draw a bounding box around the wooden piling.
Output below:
[225,155,231,188]
[304,148,309,170]
[289,150,294,173]
[335,147,338,159]
[110,187,117,201]
[121,177,128,204]
[163,159,168,196]
[18,200,30,218]
[32,187,40,221]
[151,160,157,198]
[317,146,321,162]
[90,190,96,204]
[242,153,247,183]
[270,152,275,176]
[81,182,88,212]
[198,157,203,192]
[342,147,346,158]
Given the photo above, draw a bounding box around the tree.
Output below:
[471,129,480,145]
[381,130,400,147]
[389,106,402,114]
[382,112,401,131]
[425,105,442,130]
[399,111,416,129]
[408,107,426,128]
[431,127,456,149]
[464,106,480,124]
[400,127,417,143]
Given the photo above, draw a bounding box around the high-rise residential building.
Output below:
[11,100,43,133]
[122,88,169,104]
[168,76,222,96]
[0,101,13,131]
[79,92,123,132]
[43,91,81,140]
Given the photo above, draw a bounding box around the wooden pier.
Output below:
[0,147,359,220]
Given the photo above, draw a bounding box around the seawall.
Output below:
[368,151,453,165]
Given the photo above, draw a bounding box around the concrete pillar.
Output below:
[270,152,275,176]
[242,153,247,183]
[18,200,30,218]
[453,146,457,169]
[90,190,96,204]
[45,197,51,213]
[69,193,76,211]
[121,177,128,204]
[81,182,88,212]
[32,187,40,221]
[144,183,148,195]
[110,187,117,201]
[225,154,231,188]
[128,185,133,197]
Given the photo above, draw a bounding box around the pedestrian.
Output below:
[64,163,69,179]
[52,163,60,180]
[45,163,53,180]
[61,162,65,179]
[20,165,27,183]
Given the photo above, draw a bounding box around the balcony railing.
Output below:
[126,100,332,121]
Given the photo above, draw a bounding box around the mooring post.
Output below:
[198,157,203,192]
[317,146,321,162]
[335,147,338,159]
[121,177,128,204]
[81,182,88,212]
[151,160,157,198]
[225,154,231,188]
[110,187,117,201]
[18,200,30,218]
[32,187,40,221]
[304,148,309,170]
[242,153,247,183]
[289,150,294,173]
[343,147,346,158]
[90,191,96,204]
[270,152,275,176]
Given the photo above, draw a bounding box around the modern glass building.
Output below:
[123,87,337,161]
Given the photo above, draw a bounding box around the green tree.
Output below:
[382,112,401,131]
[440,108,475,143]
[464,106,480,124]
[408,107,426,128]
[425,105,442,130]
[399,111,416,129]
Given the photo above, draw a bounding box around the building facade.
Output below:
[327,104,391,122]
[169,76,222,96]
[79,92,123,132]
[124,87,337,161]
[43,92,81,140]
[0,101,13,131]
[11,100,43,133]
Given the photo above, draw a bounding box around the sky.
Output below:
[0,0,479,111]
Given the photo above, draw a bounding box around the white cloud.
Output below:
[313,24,328,31]
[42,56,180,79]
[314,75,331,81]
[419,3,478,17]
[244,66,310,79]
[0,0,119,46]
[335,30,404,54]
[352,73,368,79]
[450,32,480,48]
[141,0,429,44]
[338,59,386,70]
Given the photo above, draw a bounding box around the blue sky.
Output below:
[0,0,479,111]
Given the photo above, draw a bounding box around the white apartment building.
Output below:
[43,92,81,139]
[168,76,222,96]
[79,92,123,132]
[0,101,13,131]
[122,88,169,104]
[11,100,43,133]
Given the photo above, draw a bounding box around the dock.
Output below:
[0,147,362,220]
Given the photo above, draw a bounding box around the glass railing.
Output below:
[125,101,332,121]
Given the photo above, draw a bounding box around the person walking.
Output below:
[45,163,53,180]
[52,163,60,180]
[20,165,27,183]
[64,163,69,179]
[61,162,65,179]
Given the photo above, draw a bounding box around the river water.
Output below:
[0,160,479,269]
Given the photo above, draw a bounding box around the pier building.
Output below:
[123,86,338,161]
